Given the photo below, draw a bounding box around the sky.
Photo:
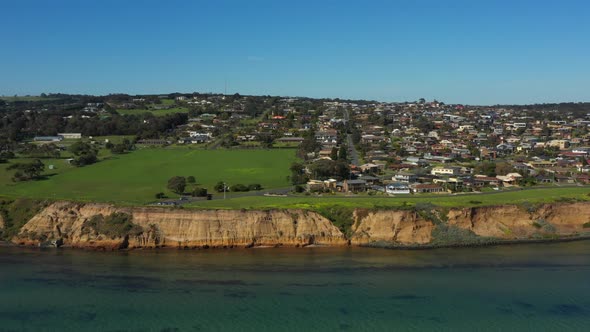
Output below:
[1,0,589,105]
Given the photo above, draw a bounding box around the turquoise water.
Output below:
[1,242,590,331]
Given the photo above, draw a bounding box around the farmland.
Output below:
[0,149,297,204]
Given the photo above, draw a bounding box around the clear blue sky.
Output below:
[1,0,589,105]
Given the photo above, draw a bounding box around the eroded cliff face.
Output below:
[350,210,434,245]
[447,203,590,239]
[12,201,590,249]
[351,202,590,246]
[14,202,347,249]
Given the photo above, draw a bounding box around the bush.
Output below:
[247,184,262,191]
[155,192,166,199]
[191,187,208,197]
[532,219,556,232]
[230,184,249,192]
[0,199,46,241]
[431,224,494,246]
[316,206,355,237]
[82,212,143,239]
[583,222,590,229]
[294,185,305,193]
[187,176,196,184]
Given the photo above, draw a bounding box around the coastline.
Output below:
[3,200,590,251]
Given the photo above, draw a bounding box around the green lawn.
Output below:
[116,107,189,116]
[0,149,297,205]
[185,187,590,210]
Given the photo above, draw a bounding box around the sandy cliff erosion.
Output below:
[14,202,348,249]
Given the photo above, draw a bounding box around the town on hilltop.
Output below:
[1,93,590,201]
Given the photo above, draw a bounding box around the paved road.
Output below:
[343,107,361,166]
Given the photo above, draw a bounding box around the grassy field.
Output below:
[0,149,297,204]
[116,107,189,116]
[185,186,590,210]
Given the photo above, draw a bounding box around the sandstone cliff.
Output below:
[12,201,590,249]
[350,210,434,245]
[351,202,590,246]
[14,202,347,249]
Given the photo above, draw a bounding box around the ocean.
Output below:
[1,242,589,331]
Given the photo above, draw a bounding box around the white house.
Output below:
[58,133,82,139]
[386,182,411,194]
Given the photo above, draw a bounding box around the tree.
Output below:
[247,184,262,191]
[187,176,196,183]
[69,141,98,167]
[214,181,227,192]
[495,162,515,176]
[191,187,208,197]
[330,147,338,160]
[167,176,186,194]
[290,162,308,185]
[8,159,45,181]
[338,145,348,160]
[230,184,248,192]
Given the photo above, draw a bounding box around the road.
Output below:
[343,107,361,166]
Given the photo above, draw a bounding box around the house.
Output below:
[306,180,325,192]
[386,182,411,194]
[496,172,523,185]
[315,130,338,143]
[343,180,366,193]
[360,163,384,173]
[58,133,82,139]
[34,136,63,142]
[412,184,445,194]
[431,166,461,176]
[137,139,170,145]
[276,137,304,144]
[178,135,209,144]
[357,175,380,185]
[393,172,417,183]
[547,139,570,150]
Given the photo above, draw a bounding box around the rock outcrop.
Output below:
[14,202,347,249]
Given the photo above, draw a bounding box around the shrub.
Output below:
[155,192,166,199]
[0,199,47,241]
[192,187,208,197]
[431,224,494,245]
[187,176,196,184]
[294,185,305,193]
[583,222,590,229]
[316,206,355,237]
[230,184,249,192]
[82,212,143,239]
[247,184,262,191]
